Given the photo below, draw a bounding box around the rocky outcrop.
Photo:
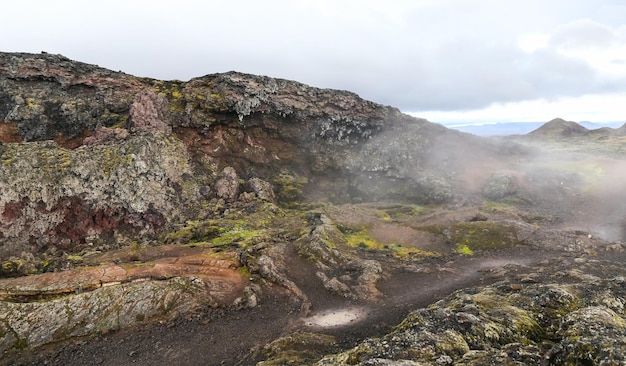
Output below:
[0,248,246,353]
[316,264,626,365]
[482,171,520,200]
[0,52,141,145]
[0,133,199,260]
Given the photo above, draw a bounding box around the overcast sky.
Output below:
[2,0,626,124]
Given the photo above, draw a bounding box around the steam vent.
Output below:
[2,52,626,365]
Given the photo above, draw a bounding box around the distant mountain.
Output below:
[527,118,589,137]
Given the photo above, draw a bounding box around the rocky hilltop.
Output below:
[1,53,626,365]
[527,118,590,138]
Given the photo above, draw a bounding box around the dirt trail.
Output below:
[297,247,552,341]
[2,245,560,366]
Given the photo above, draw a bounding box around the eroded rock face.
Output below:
[0,134,198,258]
[0,52,141,144]
[129,90,171,134]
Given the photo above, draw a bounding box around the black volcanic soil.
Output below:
[3,245,563,366]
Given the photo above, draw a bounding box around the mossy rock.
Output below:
[272,172,309,204]
[255,332,337,365]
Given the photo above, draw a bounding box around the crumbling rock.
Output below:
[215,166,240,202]
[129,90,171,134]
[295,214,383,301]
[248,177,276,202]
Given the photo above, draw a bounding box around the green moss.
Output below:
[163,220,227,243]
[272,172,309,204]
[428,222,521,255]
[2,261,15,272]
[382,204,428,219]
[66,255,83,263]
[456,244,474,256]
[345,229,379,249]
[150,80,186,113]
[482,200,515,211]
[209,227,265,248]
[237,266,251,278]
[162,202,288,249]
[345,227,437,260]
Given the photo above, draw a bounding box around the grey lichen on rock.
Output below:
[0,133,200,256]
[215,166,240,202]
[482,172,520,201]
[316,277,626,365]
[0,276,221,353]
[0,52,141,143]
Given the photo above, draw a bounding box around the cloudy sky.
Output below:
[2,0,626,125]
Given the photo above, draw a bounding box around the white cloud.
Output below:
[413,93,626,124]
[518,33,550,53]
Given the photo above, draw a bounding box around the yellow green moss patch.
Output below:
[345,228,437,260]
[382,204,428,220]
[455,244,474,256]
[426,221,522,256]
[66,255,83,263]
[209,227,266,247]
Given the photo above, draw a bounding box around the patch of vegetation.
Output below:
[150,79,186,113]
[66,255,83,263]
[272,172,309,204]
[456,244,474,256]
[344,227,437,260]
[208,226,266,248]
[383,204,428,219]
[427,222,522,256]
[163,218,267,249]
[482,200,515,211]
[162,202,293,251]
